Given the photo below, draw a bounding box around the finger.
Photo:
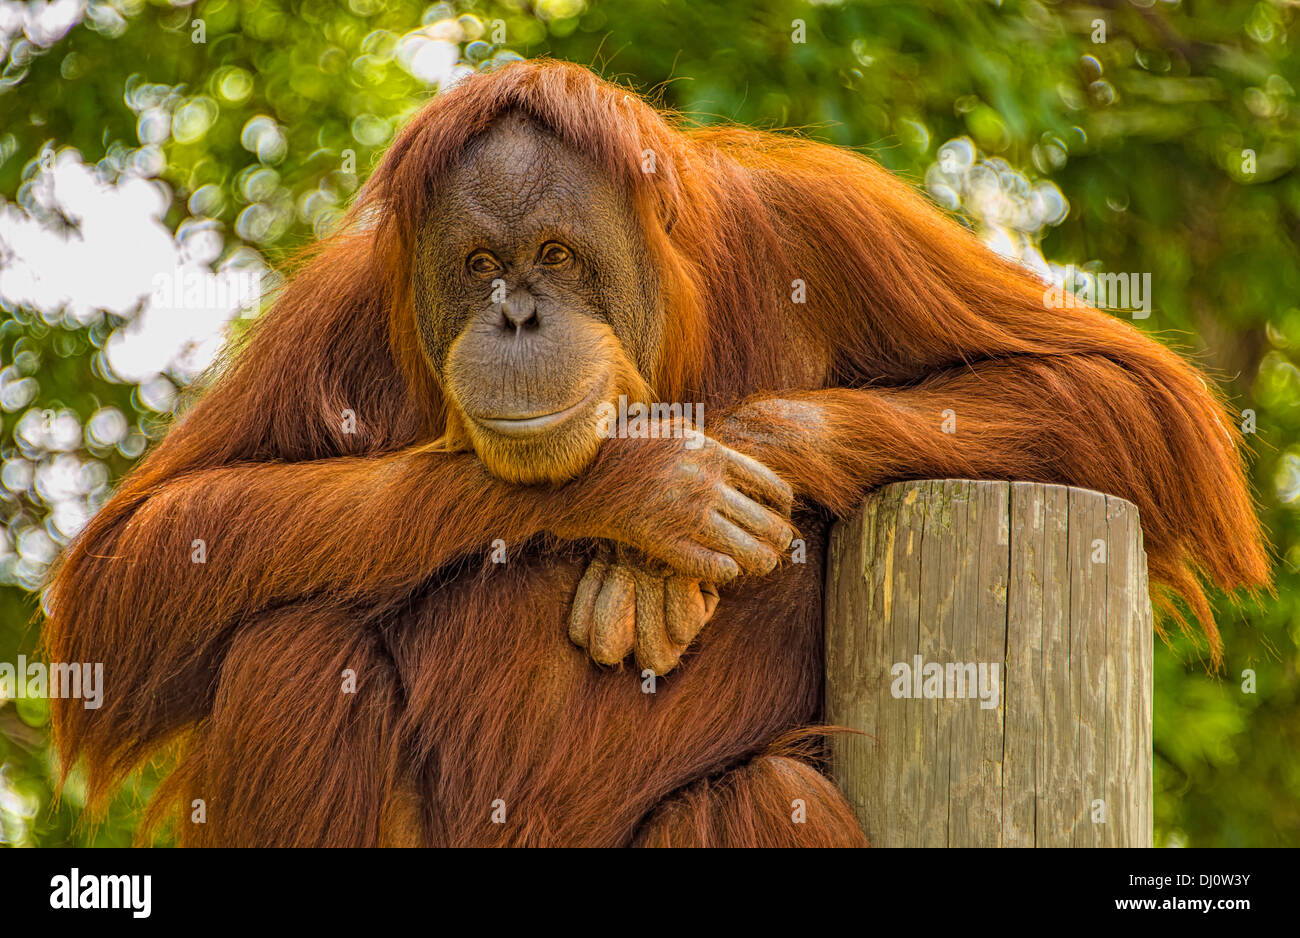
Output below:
[699,582,720,618]
[718,484,797,551]
[632,568,683,676]
[590,564,636,665]
[655,541,740,584]
[702,510,781,576]
[613,543,673,578]
[720,445,794,513]
[568,560,608,649]
[665,577,720,645]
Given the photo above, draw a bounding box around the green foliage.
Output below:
[1,0,1297,846]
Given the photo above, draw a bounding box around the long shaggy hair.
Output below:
[43,60,1267,844]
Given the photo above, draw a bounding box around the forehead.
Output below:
[434,115,623,234]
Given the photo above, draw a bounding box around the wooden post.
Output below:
[824,480,1153,847]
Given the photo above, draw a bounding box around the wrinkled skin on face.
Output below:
[413,114,661,485]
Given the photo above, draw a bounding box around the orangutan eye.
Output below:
[539,242,571,266]
[467,251,501,276]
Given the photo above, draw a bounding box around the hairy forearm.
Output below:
[52,446,622,642]
[710,353,1260,594]
[710,384,1012,515]
[49,427,734,650]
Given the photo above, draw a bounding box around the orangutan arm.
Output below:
[711,352,1265,612]
[51,436,792,650]
[570,348,1266,676]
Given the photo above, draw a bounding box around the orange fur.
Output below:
[43,61,1267,846]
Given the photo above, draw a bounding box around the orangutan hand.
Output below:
[583,427,796,585]
[568,544,721,676]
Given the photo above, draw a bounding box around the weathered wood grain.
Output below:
[825,479,1154,847]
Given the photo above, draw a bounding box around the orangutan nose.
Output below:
[498,293,540,331]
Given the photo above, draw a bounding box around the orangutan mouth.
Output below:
[468,378,606,438]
